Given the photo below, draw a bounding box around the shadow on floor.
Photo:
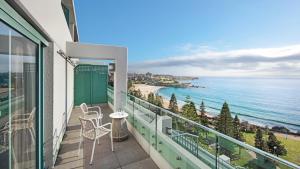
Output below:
[54,104,159,169]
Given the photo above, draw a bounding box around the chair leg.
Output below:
[90,140,97,165]
[26,130,30,159]
[29,128,35,145]
[12,145,19,169]
[97,138,100,144]
[11,133,19,169]
[31,127,36,138]
[110,131,114,152]
[78,132,83,156]
[99,118,102,126]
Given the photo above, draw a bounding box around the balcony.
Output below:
[53,88,299,169]
[54,104,159,169]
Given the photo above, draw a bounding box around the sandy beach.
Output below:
[275,132,300,141]
[134,84,170,108]
[133,84,164,96]
[134,84,201,113]
[134,83,214,115]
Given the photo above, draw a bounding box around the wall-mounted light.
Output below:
[57,49,76,67]
[109,63,115,72]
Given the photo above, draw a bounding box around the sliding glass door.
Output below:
[0,20,38,169]
[0,1,49,168]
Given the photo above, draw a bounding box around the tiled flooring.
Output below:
[54,104,159,169]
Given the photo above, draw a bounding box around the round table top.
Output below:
[109,112,128,119]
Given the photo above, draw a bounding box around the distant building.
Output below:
[146,72,152,78]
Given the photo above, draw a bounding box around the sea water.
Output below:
[158,77,300,132]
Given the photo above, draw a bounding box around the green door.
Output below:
[74,65,108,106]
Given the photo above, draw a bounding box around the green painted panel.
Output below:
[74,66,91,105]
[74,65,108,106]
[91,66,108,104]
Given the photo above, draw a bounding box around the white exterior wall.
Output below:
[17,0,73,49]
[67,62,74,121]
[52,50,74,159]
[52,44,67,159]
[17,0,75,164]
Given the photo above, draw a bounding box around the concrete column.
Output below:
[114,52,128,111]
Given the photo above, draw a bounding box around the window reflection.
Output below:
[0,21,37,169]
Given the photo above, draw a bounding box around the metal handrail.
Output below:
[122,91,300,169]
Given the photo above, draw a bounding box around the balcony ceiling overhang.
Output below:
[62,0,79,41]
[66,42,127,60]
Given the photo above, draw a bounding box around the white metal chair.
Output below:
[6,107,36,143]
[78,116,113,165]
[2,107,36,169]
[80,103,103,126]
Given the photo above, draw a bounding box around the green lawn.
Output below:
[243,132,300,166]
[231,148,253,167]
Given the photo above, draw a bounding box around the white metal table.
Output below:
[109,112,129,142]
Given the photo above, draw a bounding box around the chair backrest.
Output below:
[0,127,9,147]
[79,117,96,140]
[28,107,36,127]
[80,103,88,114]
[29,107,36,121]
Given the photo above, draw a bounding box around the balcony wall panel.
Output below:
[52,44,66,161]
[67,60,74,121]
[44,42,54,168]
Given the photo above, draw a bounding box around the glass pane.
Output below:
[0,20,38,169]
[0,20,10,169]
[122,92,299,169]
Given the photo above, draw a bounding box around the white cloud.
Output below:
[129,44,300,77]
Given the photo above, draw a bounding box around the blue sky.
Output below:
[75,0,300,77]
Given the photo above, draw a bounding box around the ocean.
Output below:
[158,77,300,132]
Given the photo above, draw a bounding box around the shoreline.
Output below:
[133,84,170,108]
[134,84,300,136]
[157,88,300,134]
[134,84,215,118]
[133,84,165,96]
